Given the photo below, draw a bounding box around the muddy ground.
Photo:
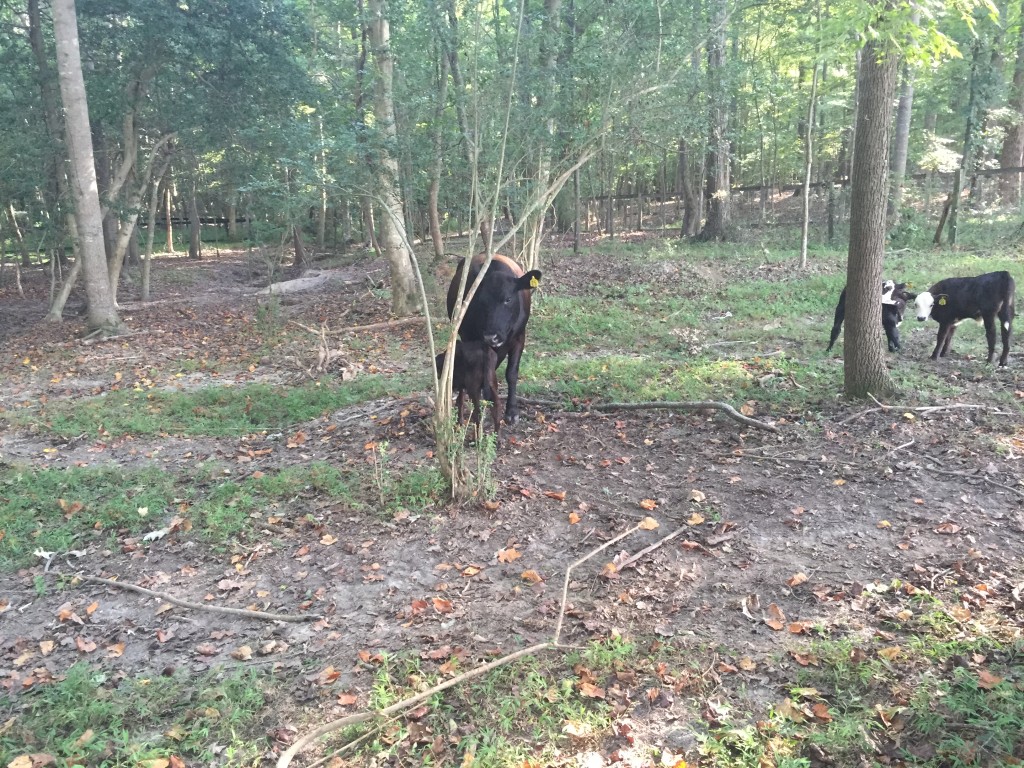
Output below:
[1,241,1023,763]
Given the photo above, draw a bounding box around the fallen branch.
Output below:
[838,394,1013,425]
[81,331,148,346]
[517,397,778,433]
[613,525,690,572]
[590,401,778,432]
[277,520,650,768]
[293,316,427,337]
[912,458,1024,499]
[80,575,321,622]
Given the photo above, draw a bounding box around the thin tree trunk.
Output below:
[143,156,171,301]
[888,58,915,217]
[52,0,122,335]
[844,39,899,399]
[187,180,202,260]
[427,42,449,261]
[164,182,174,253]
[799,62,819,269]
[6,204,33,267]
[1000,0,1024,204]
[367,0,420,316]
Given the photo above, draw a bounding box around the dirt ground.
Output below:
[1,243,1023,763]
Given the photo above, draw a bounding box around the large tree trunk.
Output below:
[697,0,730,241]
[1000,0,1024,205]
[844,39,899,399]
[367,0,420,316]
[52,0,122,335]
[676,139,699,237]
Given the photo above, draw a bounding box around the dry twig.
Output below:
[838,393,1013,425]
[80,575,321,622]
[517,397,779,433]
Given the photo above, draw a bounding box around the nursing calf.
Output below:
[447,254,541,424]
[827,280,915,353]
[914,271,1016,366]
[435,341,501,433]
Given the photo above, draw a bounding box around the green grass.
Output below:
[0,462,359,565]
[23,378,399,438]
[0,663,269,767]
[0,465,179,567]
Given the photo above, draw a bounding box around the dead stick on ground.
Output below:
[518,398,779,433]
[838,394,1013,425]
[614,526,690,572]
[916,463,1024,498]
[277,520,650,768]
[80,575,321,623]
[292,317,426,336]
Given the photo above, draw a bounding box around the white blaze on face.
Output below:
[881,283,897,305]
[915,292,935,321]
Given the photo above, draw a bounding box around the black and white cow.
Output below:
[826,280,916,353]
[914,271,1016,366]
[446,254,541,424]
[435,340,502,433]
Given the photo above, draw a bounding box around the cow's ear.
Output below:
[517,270,542,291]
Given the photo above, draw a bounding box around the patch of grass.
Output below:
[27,378,396,438]
[0,465,178,568]
[0,663,269,766]
[368,443,448,516]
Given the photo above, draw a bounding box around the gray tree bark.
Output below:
[844,39,899,399]
[368,0,420,316]
[697,0,730,241]
[888,62,915,217]
[52,0,122,335]
[1000,0,1024,204]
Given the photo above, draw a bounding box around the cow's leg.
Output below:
[487,358,503,433]
[503,333,527,424]
[998,306,1012,366]
[983,314,997,363]
[456,390,467,425]
[826,301,844,352]
[469,389,483,435]
[939,323,957,357]
[932,324,952,359]
[883,315,900,352]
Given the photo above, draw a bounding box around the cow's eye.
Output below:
[503,296,513,305]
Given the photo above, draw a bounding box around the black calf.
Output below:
[435,340,502,433]
[914,271,1016,366]
[826,280,915,353]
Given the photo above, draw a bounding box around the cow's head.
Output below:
[881,280,896,305]
[915,291,935,321]
[475,269,541,348]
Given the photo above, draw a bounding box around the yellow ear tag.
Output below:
[529,276,539,288]
[938,296,947,306]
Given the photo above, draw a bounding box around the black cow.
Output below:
[447,254,541,425]
[435,340,502,433]
[914,271,1016,366]
[826,280,916,353]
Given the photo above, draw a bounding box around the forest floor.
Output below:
[1,227,1023,768]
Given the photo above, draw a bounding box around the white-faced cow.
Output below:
[435,340,502,433]
[826,280,916,353]
[914,271,1016,366]
[447,254,541,425]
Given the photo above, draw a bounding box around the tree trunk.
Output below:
[844,39,899,399]
[164,182,174,253]
[697,0,730,241]
[6,204,33,267]
[1000,0,1024,205]
[143,156,171,301]
[521,0,561,271]
[52,0,122,335]
[888,63,915,217]
[187,181,202,260]
[292,226,308,269]
[799,62,819,269]
[427,41,449,261]
[367,0,420,316]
